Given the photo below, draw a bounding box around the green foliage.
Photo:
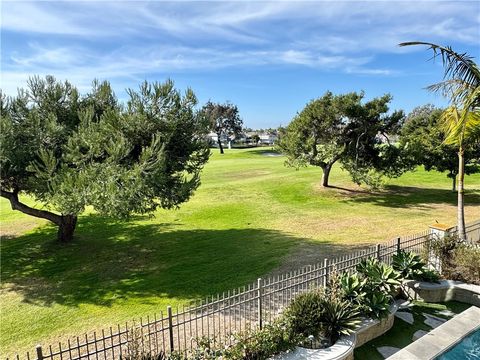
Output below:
[429,234,463,270]
[356,258,401,297]
[361,291,391,319]
[430,234,480,285]
[452,246,480,285]
[399,105,480,189]
[319,298,361,346]
[340,272,367,304]
[283,290,325,338]
[0,76,210,239]
[392,250,425,279]
[277,91,407,187]
[201,101,243,153]
[392,250,440,282]
[224,319,299,360]
[284,272,361,347]
[418,268,441,283]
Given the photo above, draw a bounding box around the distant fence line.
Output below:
[11,219,480,360]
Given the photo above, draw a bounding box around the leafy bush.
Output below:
[416,268,440,283]
[452,246,480,285]
[428,234,479,284]
[224,319,299,360]
[429,234,463,270]
[283,290,324,338]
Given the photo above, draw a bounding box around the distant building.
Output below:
[259,133,278,145]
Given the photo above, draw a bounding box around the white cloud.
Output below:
[1,0,478,95]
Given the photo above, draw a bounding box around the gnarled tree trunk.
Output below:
[321,163,333,187]
[1,188,78,242]
[57,214,78,243]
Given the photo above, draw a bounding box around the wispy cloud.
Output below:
[1,1,478,96]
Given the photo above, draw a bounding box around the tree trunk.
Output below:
[1,188,78,243]
[457,147,466,241]
[321,164,332,187]
[217,136,224,154]
[57,215,77,242]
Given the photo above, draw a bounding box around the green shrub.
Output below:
[319,298,361,346]
[283,290,324,337]
[452,246,480,285]
[429,234,463,270]
[416,268,440,283]
[224,319,298,360]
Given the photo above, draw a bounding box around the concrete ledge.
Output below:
[355,302,398,348]
[387,306,480,360]
[272,334,355,360]
[404,280,480,306]
[271,303,398,360]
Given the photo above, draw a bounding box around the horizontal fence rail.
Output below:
[9,220,480,360]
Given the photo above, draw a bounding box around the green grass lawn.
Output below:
[1,148,479,356]
[354,301,472,360]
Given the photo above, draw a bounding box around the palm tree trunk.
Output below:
[457,147,466,241]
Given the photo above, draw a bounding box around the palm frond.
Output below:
[426,79,475,104]
[442,106,480,146]
[399,42,480,88]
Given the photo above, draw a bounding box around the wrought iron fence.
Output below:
[9,220,480,360]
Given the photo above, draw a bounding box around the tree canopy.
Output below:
[202,101,243,154]
[277,91,406,187]
[400,41,480,240]
[0,76,210,242]
[400,105,480,191]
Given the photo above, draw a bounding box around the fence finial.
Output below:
[35,346,43,360]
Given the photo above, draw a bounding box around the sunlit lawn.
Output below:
[1,148,479,356]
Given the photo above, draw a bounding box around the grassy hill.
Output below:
[1,148,479,356]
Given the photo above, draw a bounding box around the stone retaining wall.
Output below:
[405,280,480,306]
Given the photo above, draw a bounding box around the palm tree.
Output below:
[399,42,480,240]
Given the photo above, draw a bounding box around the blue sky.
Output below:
[1,1,479,128]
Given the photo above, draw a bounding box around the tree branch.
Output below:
[0,188,62,225]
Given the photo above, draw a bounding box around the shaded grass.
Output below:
[1,148,480,355]
[354,301,473,360]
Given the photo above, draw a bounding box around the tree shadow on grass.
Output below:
[339,185,480,209]
[1,215,311,308]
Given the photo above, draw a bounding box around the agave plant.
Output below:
[340,272,367,304]
[392,250,425,279]
[320,299,361,346]
[356,257,401,296]
[362,291,391,319]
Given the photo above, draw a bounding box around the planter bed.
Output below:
[405,280,480,306]
[271,303,399,360]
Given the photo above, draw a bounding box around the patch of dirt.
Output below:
[0,219,46,239]
[312,183,376,198]
[267,241,373,277]
[222,170,271,180]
